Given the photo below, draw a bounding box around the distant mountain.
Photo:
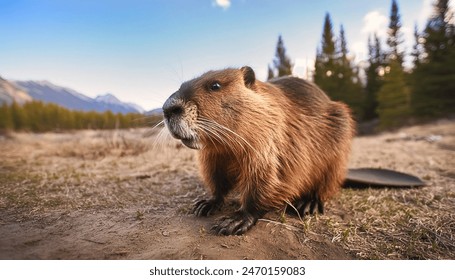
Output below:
[14,80,144,114]
[0,76,33,104]
[95,93,145,114]
[146,108,163,116]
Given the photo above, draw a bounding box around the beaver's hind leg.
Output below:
[294,193,324,217]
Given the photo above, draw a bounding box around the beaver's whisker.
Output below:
[197,124,225,146]
[152,125,171,150]
[196,124,223,153]
[198,122,239,152]
[200,126,252,160]
[151,119,165,130]
[143,119,165,138]
[197,122,233,151]
[198,118,260,156]
[197,120,247,155]
[151,127,164,150]
[198,119,249,154]
[199,122,236,146]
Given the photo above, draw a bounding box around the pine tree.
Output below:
[411,0,455,118]
[314,13,338,98]
[377,59,411,128]
[272,35,293,77]
[10,101,28,130]
[335,25,364,120]
[364,34,385,120]
[387,0,405,65]
[0,100,148,132]
[376,0,411,128]
[314,15,364,120]
[411,24,423,67]
[339,25,348,63]
[0,102,13,131]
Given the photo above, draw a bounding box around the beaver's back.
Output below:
[269,77,331,112]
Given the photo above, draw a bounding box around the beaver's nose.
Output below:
[163,91,185,120]
[163,104,184,119]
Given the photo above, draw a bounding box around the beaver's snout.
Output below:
[162,95,201,149]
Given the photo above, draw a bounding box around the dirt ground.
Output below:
[0,119,454,260]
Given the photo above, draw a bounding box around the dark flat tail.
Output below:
[343,168,426,189]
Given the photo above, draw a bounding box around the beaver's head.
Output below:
[162,66,256,150]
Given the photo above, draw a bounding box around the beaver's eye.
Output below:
[209,82,221,91]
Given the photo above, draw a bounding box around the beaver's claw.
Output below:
[211,211,258,235]
[193,199,221,217]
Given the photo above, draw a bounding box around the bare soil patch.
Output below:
[1,120,454,259]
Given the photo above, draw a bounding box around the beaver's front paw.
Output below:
[211,211,258,235]
[193,199,221,217]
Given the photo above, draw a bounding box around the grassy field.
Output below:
[0,119,454,259]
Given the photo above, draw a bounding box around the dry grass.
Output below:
[320,187,455,259]
[317,119,455,259]
[0,119,454,259]
[0,128,199,214]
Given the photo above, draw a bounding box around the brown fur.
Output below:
[162,66,355,235]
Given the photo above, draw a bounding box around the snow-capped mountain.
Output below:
[13,80,144,114]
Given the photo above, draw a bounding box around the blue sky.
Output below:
[0,0,443,110]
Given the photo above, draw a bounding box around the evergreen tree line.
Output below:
[268,0,455,129]
[0,100,158,133]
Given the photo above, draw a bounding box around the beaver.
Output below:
[162,66,355,235]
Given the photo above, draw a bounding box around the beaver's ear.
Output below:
[240,66,255,88]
